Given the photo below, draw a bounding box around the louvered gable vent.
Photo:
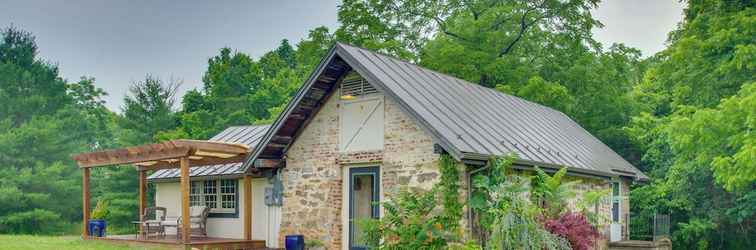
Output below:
[340,71,378,97]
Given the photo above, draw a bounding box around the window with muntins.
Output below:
[189,179,237,215]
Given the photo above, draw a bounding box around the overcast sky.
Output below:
[1,0,684,112]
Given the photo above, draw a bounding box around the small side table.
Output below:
[131,221,144,239]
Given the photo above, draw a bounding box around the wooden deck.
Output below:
[93,235,269,250]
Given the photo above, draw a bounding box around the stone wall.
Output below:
[279,90,453,249]
[565,175,613,221]
[514,172,629,243]
[567,176,632,242]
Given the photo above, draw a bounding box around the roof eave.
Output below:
[241,45,341,172]
[460,151,643,181]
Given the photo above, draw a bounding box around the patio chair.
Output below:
[164,205,210,239]
[140,206,167,239]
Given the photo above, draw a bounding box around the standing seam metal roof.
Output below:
[244,43,647,180]
[147,124,270,180]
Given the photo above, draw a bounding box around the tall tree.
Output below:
[172,29,335,139]
[118,75,180,145]
[0,26,70,126]
[0,26,113,234]
[337,0,645,163]
[627,1,755,248]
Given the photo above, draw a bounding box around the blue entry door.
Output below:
[349,167,380,250]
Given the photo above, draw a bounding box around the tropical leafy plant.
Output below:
[469,155,517,231]
[471,156,570,250]
[530,167,579,219]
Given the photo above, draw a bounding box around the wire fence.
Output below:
[630,212,670,241]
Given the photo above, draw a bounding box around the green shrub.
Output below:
[305,239,325,249]
[360,155,466,249]
[0,208,62,234]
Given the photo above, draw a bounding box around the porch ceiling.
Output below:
[71,139,249,170]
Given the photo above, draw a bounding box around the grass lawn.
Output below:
[0,235,167,250]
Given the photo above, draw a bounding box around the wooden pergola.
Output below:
[71,139,256,244]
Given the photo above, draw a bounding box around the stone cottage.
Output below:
[147,43,648,249]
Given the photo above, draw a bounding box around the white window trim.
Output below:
[190,178,238,214]
[611,180,622,223]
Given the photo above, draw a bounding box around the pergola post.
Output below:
[138,169,147,238]
[243,175,252,240]
[81,168,90,239]
[180,157,191,244]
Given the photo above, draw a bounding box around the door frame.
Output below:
[342,165,381,250]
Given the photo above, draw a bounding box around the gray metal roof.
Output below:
[148,124,270,180]
[245,43,648,181]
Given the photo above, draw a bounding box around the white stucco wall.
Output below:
[154,177,281,247]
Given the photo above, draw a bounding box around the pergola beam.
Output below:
[74,146,192,168]
[173,140,248,154]
[71,140,249,169]
[137,155,248,171]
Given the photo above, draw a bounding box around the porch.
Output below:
[72,139,281,249]
[96,235,268,250]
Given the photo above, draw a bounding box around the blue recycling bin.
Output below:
[88,219,106,237]
[285,234,304,250]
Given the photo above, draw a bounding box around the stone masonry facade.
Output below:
[566,176,632,244]
[514,172,631,244]
[279,89,452,249]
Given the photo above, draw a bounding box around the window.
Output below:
[611,181,621,223]
[190,179,237,215]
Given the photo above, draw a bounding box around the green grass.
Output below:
[0,235,167,250]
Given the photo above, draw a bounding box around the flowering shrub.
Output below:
[544,212,600,250]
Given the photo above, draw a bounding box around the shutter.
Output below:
[340,98,384,152]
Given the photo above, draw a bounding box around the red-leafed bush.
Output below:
[544,212,600,250]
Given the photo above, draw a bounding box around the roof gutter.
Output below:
[461,151,627,181]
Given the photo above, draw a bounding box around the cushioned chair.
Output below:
[140,207,166,239]
[163,206,210,239]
